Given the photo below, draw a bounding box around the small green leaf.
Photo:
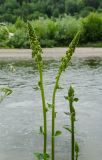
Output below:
[44,153,50,159]
[46,103,52,112]
[37,53,42,61]
[46,107,49,112]
[0,87,12,96]
[64,96,71,101]
[64,125,70,127]
[8,64,16,72]
[38,81,41,88]
[64,96,68,100]
[34,153,44,160]
[74,98,79,102]
[56,85,63,90]
[33,86,39,90]
[39,126,44,135]
[54,112,57,118]
[47,103,52,109]
[64,112,70,116]
[71,107,75,118]
[34,153,50,160]
[63,126,72,133]
[0,96,4,103]
[75,141,79,153]
[55,130,62,136]
[68,85,74,97]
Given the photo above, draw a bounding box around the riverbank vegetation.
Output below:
[0,0,102,48]
[0,0,102,23]
[0,12,102,48]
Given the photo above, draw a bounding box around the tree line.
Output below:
[0,0,102,23]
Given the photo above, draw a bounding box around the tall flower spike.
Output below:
[60,31,81,72]
[27,22,43,62]
[28,22,47,157]
[51,31,81,160]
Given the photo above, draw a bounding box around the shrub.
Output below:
[0,26,9,41]
[15,17,26,29]
[82,12,102,42]
[31,18,57,47]
[55,16,81,46]
[79,6,95,17]
[7,29,29,48]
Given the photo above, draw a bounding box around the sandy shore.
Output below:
[0,48,102,59]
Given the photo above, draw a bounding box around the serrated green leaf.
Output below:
[55,130,62,136]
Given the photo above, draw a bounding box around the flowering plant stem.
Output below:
[51,32,81,160]
[64,86,79,160]
[28,22,47,159]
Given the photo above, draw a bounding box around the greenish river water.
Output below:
[0,57,102,160]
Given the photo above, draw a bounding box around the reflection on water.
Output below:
[0,57,102,160]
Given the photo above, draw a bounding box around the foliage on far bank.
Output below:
[82,12,102,43]
[0,0,102,23]
[0,12,102,48]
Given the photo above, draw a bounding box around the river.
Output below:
[0,56,102,160]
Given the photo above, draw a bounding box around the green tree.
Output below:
[82,13,102,42]
[83,0,101,8]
